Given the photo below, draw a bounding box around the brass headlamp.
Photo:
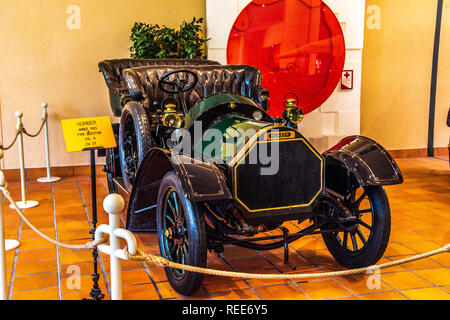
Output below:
[283,98,304,124]
[162,103,181,128]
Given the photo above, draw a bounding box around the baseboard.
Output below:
[3,165,107,181]
[388,147,449,159]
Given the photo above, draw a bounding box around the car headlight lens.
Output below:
[163,114,181,127]
[162,103,181,128]
[253,110,263,121]
[284,106,304,124]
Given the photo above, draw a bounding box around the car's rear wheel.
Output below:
[105,123,120,194]
[321,186,391,268]
[105,148,119,193]
[119,103,153,192]
[156,171,207,296]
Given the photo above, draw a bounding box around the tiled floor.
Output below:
[2,157,449,300]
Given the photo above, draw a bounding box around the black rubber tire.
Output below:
[106,123,120,194]
[119,102,153,192]
[156,171,207,296]
[105,148,119,194]
[322,186,391,269]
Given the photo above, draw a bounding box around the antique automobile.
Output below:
[98,61,403,296]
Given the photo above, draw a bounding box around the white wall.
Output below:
[206,0,366,152]
[0,0,207,169]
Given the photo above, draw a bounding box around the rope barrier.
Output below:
[0,107,447,297]
[0,179,449,281]
[22,118,46,138]
[0,105,48,149]
[0,131,20,151]
[1,103,61,212]
[124,244,450,280]
[0,185,106,250]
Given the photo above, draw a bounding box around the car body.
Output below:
[99,61,403,295]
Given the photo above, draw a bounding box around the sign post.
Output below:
[61,116,116,300]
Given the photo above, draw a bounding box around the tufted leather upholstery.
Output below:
[122,65,269,112]
[99,58,221,93]
[99,58,221,116]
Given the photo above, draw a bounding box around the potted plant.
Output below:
[129,17,209,59]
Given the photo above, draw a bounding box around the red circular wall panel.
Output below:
[227,0,345,117]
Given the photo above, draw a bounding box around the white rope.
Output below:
[0,185,106,250]
[124,243,450,280]
[1,180,448,280]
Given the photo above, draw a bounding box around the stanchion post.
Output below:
[103,194,125,300]
[37,103,61,183]
[10,112,38,209]
[0,150,20,300]
[17,112,26,203]
[0,163,7,300]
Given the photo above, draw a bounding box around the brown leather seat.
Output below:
[98,58,221,116]
[122,64,269,113]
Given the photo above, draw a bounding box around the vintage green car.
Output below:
[99,60,403,295]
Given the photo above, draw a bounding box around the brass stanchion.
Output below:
[37,103,61,183]
[9,112,39,209]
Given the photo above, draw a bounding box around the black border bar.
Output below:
[427,0,444,157]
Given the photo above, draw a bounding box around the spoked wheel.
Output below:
[119,103,153,192]
[321,186,391,268]
[156,171,207,296]
[121,119,138,184]
[105,148,119,194]
[105,124,120,194]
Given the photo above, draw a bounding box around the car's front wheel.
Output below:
[156,171,207,296]
[321,186,391,268]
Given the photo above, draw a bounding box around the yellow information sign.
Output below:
[61,116,117,152]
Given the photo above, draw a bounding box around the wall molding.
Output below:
[388,147,448,159]
[3,165,106,181]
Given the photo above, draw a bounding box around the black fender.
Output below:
[126,148,232,233]
[323,136,403,197]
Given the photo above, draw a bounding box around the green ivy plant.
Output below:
[129,17,209,59]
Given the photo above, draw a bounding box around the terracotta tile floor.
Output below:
[2,157,449,300]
